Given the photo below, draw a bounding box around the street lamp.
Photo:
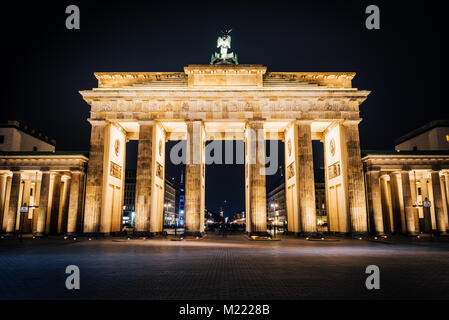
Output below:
[270,203,279,237]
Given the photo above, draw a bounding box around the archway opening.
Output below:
[205,140,246,235]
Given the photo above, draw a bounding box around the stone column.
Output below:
[380,175,394,233]
[20,177,33,234]
[5,171,21,235]
[246,120,267,233]
[58,175,71,234]
[441,173,449,229]
[67,171,83,235]
[366,170,384,235]
[135,122,154,235]
[444,172,449,226]
[1,175,12,233]
[389,172,406,234]
[48,174,61,235]
[401,171,417,236]
[296,121,317,233]
[35,171,51,236]
[420,176,434,232]
[0,174,8,233]
[343,121,368,233]
[431,171,447,234]
[83,120,106,234]
[149,123,167,234]
[184,120,205,233]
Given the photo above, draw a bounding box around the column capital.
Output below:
[185,119,204,124]
[342,119,362,126]
[295,120,313,125]
[246,118,265,124]
[137,120,155,126]
[246,120,265,129]
[380,173,391,180]
[61,174,72,182]
[88,119,107,126]
[69,169,83,174]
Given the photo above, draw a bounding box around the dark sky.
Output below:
[1,1,446,215]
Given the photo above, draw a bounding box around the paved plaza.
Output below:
[1,234,449,300]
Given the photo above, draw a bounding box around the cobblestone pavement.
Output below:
[1,234,449,300]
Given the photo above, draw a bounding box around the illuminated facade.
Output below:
[0,152,88,236]
[363,150,449,235]
[79,64,370,236]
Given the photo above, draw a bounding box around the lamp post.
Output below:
[271,203,279,237]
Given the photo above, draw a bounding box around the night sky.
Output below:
[1,1,446,216]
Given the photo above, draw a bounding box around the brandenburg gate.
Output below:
[80,64,370,236]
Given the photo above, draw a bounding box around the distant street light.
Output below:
[270,203,279,237]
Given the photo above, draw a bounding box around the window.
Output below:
[33,146,38,151]
[0,135,4,144]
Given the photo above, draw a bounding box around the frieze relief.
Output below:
[93,99,352,114]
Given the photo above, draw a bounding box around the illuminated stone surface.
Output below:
[80,64,371,235]
[362,154,449,235]
[0,153,88,236]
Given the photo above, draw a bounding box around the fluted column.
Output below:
[444,171,449,227]
[389,172,406,234]
[0,174,8,233]
[48,174,61,235]
[297,121,317,233]
[135,122,154,235]
[35,171,51,236]
[67,171,82,235]
[380,175,394,233]
[431,171,447,234]
[184,120,205,233]
[58,175,71,234]
[246,120,267,233]
[5,171,21,234]
[441,173,449,230]
[401,171,417,236]
[1,175,12,233]
[83,120,106,234]
[420,176,434,232]
[366,170,384,235]
[343,122,368,233]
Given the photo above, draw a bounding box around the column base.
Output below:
[326,231,351,237]
[351,232,370,239]
[179,231,203,239]
[65,232,77,237]
[299,231,321,238]
[248,231,273,240]
[373,232,387,237]
[133,231,153,238]
[33,232,47,238]
[82,232,105,238]
[1,232,17,238]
